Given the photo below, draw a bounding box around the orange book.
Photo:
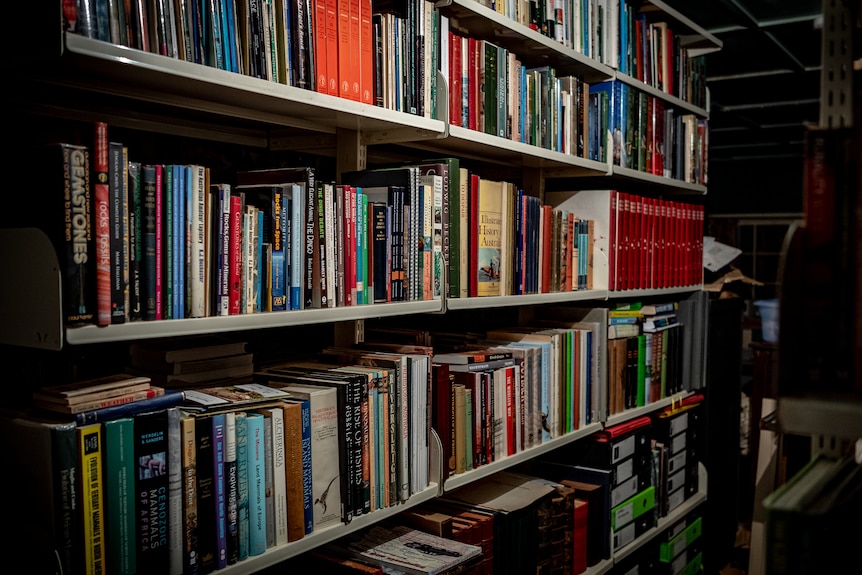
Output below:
[359,0,374,104]
[313,0,328,93]
[325,0,340,96]
[337,0,352,98]
[349,0,362,101]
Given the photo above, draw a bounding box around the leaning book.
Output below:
[337,524,482,575]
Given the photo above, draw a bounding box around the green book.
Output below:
[103,417,136,575]
[636,334,647,407]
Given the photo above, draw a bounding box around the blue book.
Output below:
[235,412,250,561]
[288,184,304,310]
[212,413,227,568]
[620,0,628,74]
[75,390,185,425]
[219,0,233,73]
[246,413,267,555]
[176,165,186,319]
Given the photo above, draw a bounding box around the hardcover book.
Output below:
[135,409,173,572]
[78,422,105,575]
[103,417,136,575]
[180,414,199,575]
[246,412,267,556]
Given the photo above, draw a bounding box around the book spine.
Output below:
[60,143,96,326]
[195,415,216,573]
[271,186,287,311]
[74,391,185,425]
[305,179,317,308]
[189,165,207,317]
[246,413,267,556]
[224,412,239,564]
[166,405,182,575]
[283,402,306,541]
[135,409,171,571]
[94,122,112,325]
[155,164,164,319]
[235,412,250,561]
[180,415,199,575]
[212,413,228,568]
[78,423,105,575]
[128,160,143,321]
[229,193,244,315]
[104,417,135,575]
[109,141,125,323]
[297,400,314,534]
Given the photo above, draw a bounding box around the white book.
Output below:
[279,384,342,530]
[167,407,182,574]
[257,405,288,546]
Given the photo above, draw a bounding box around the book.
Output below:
[224,412,239,564]
[235,412,250,562]
[53,142,96,327]
[35,385,164,414]
[129,336,248,367]
[282,400,307,541]
[258,404,289,546]
[103,417,136,575]
[195,414,217,573]
[181,383,291,413]
[0,414,80,575]
[476,178,505,296]
[134,408,174,572]
[93,122,112,326]
[74,390,186,425]
[211,413,228,568]
[432,349,513,364]
[337,524,482,575]
[180,414,199,575]
[246,412,267,556]
[78,422,105,575]
[276,384,342,531]
[34,373,152,402]
[167,404,183,574]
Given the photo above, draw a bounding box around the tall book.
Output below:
[0,415,80,575]
[127,159,143,321]
[103,417,136,575]
[211,413,228,568]
[109,140,126,323]
[284,397,315,535]
[135,409,173,572]
[246,412,267,556]
[277,384,342,531]
[78,422,105,575]
[258,404,289,546]
[180,414,199,575]
[224,412,240,564]
[282,400,307,541]
[195,415,216,573]
[235,412,250,562]
[56,143,96,326]
[94,122,112,325]
[167,406,183,575]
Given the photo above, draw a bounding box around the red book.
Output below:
[325,0,340,96]
[608,190,619,291]
[337,0,351,98]
[229,193,243,314]
[572,498,589,574]
[468,172,479,297]
[432,362,455,477]
[640,195,650,290]
[449,31,462,127]
[504,365,515,456]
[617,192,630,291]
[349,0,361,102]
[93,121,112,326]
[154,164,163,320]
[343,185,355,305]
[313,0,328,93]
[359,0,373,104]
[468,37,479,131]
[541,204,552,293]
[565,211,575,292]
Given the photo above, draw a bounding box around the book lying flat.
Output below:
[34,374,151,399]
[180,383,291,413]
[338,524,482,575]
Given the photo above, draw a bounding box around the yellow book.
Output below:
[477,179,505,296]
[77,423,104,575]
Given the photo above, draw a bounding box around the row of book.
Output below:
[15,345,433,575]
[67,0,436,116]
[52,123,450,326]
[592,79,709,184]
[463,176,597,298]
[444,28,710,174]
[466,1,709,109]
[552,189,704,292]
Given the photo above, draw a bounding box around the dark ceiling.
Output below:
[659,0,826,214]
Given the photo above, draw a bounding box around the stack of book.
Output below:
[128,335,253,387]
[31,373,183,426]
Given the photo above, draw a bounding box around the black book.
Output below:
[127,160,143,321]
[195,415,217,574]
[108,140,126,324]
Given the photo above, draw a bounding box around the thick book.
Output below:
[108,140,126,324]
[282,400,307,541]
[211,413,228,568]
[195,414,217,573]
[224,412,240,565]
[276,384,343,531]
[103,417,137,575]
[258,404,289,546]
[94,122,112,325]
[235,412,250,562]
[1,414,82,575]
[284,397,314,535]
[134,409,173,572]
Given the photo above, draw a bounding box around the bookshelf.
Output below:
[1,1,720,573]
